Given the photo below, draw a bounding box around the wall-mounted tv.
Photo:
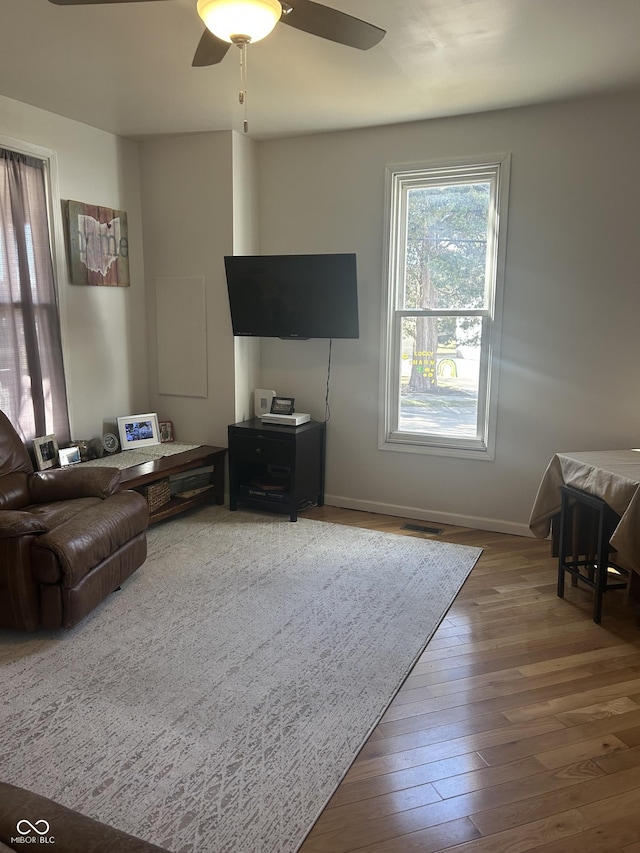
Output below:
[224,253,359,339]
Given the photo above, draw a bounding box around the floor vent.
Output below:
[402,523,444,535]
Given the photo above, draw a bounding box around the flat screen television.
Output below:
[224,253,359,339]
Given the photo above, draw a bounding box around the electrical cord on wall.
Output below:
[324,338,333,423]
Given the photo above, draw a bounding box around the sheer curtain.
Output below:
[0,147,70,446]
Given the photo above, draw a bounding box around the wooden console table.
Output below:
[118,445,226,524]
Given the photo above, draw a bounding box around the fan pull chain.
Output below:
[239,43,248,134]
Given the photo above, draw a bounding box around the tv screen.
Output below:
[224,253,359,339]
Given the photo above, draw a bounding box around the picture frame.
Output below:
[65,200,130,287]
[159,420,174,443]
[117,413,160,451]
[33,434,59,471]
[270,396,295,415]
[59,446,82,467]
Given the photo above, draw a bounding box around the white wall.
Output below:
[257,91,640,535]
[6,88,639,537]
[0,95,148,441]
[139,131,238,447]
[231,132,261,424]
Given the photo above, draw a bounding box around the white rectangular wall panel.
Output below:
[156,276,207,398]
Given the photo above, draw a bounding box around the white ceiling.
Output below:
[2,0,640,141]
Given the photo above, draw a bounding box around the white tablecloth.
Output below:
[529,450,640,572]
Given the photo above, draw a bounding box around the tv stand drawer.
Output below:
[230,435,293,466]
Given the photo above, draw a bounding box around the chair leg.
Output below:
[557,485,623,625]
[557,563,565,598]
[593,504,609,625]
[570,507,582,586]
[557,492,569,599]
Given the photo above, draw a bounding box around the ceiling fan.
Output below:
[47,0,386,68]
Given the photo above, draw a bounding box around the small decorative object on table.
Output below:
[33,434,59,471]
[74,439,91,461]
[270,397,295,415]
[88,436,105,458]
[102,432,120,455]
[59,446,82,467]
[159,420,174,443]
[117,413,160,450]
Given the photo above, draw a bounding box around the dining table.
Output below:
[529,449,640,573]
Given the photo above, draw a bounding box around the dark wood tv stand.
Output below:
[228,418,325,522]
[118,445,227,524]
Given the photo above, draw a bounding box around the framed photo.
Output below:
[59,446,82,467]
[270,396,295,415]
[117,413,160,451]
[33,434,59,471]
[159,420,174,443]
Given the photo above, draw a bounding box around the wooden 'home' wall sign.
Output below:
[65,200,129,286]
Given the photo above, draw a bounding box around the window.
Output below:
[0,145,70,445]
[380,155,510,459]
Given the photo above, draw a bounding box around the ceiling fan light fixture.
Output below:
[196,0,282,44]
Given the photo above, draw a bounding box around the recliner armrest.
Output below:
[0,510,48,539]
[28,467,121,502]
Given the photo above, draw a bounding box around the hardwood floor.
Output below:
[298,505,640,852]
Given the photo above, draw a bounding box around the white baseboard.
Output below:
[323,494,533,538]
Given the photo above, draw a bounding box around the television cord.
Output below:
[324,338,332,423]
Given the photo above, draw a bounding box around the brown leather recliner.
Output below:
[0,410,149,631]
[0,781,170,851]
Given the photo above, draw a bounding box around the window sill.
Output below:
[379,434,495,461]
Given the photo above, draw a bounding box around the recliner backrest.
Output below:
[0,410,34,510]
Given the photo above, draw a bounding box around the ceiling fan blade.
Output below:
[192,29,232,67]
[49,0,168,5]
[281,0,385,50]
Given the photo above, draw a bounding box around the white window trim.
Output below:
[379,154,511,461]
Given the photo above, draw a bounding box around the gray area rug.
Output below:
[0,506,482,852]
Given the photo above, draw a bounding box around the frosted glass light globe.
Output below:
[196,0,282,44]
